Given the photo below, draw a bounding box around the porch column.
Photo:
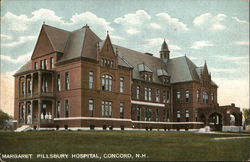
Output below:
[51,72,54,93]
[24,75,27,97]
[18,77,21,98]
[31,100,33,124]
[18,103,20,124]
[38,100,42,126]
[52,99,55,119]
[23,101,27,124]
[38,72,42,95]
[31,73,34,97]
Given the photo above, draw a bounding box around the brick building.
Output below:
[13,24,242,131]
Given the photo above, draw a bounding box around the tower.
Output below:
[160,39,170,62]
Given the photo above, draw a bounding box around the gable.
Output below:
[31,27,55,59]
[99,35,116,58]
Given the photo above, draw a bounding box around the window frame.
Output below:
[64,99,69,117]
[119,77,125,93]
[88,99,94,117]
[89,71,94,89]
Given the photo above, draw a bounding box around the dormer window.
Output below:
[138,63,153,82]
[157,68,170,84]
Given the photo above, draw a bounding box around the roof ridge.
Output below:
[81,27,88,57]
[43,24,70,32]
[184,56,197,81]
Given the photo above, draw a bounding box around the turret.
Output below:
[160,39,170,62]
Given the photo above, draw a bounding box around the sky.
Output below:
[0,0,249,116]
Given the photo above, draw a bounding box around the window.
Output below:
[145,108,152,121]
[156,89,160,102]
[203,91,208,104]
[163,91,166,103]
[167,90,170,103]
[185,90,189,103]
[65,100,69,117]
[136,86,140,99]
[101,101,112,118]
[148,88,152,101]
[177,91,181,103]
[156,109,159,122]
[50,57,54,69]
[149,75,152,82]
[101,59,104,66]
[88,99,94,117]
[195,110,198,122]
[163,109,169,122]
[145,74,148,81]
[211,93,214,103]
[197,90,200,103]
[65,72,70,90]
[56,101,60,118]
[120,77,124,93]
[27,80,31,93]
[120,103,124,118]
[34,62,38,70]
[44,59,47,70]
[42,78,48,92]
[136,107,141,121]
[101,74,112,91]
[57,74,61,91]
[40,60,44,69]
[144,88,148,100]
[145,108,148,121]
[89,72,94,89]
[177,110,181,122]
[185,110,189,122]
[22,82,25,95]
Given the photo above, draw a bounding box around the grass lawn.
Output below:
[0,131,250,161]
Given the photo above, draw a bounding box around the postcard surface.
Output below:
[0,0,249,161]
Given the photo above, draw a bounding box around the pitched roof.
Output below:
[166,56,200,83]
[14,60,32,76]
[59,26,101,62]
[113,45,169,84]
[43,25,70,53]
[14,25,217,86]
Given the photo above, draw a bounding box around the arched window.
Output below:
[203,91,208,104]
[101,74,113,91]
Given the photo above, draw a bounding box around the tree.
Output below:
[0,109,12,129]
[242,108,250,120]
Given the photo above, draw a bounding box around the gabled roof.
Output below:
[196,66,217,86]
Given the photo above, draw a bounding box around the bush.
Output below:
[0,109,12,129]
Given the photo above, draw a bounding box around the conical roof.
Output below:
[161,40,170,52]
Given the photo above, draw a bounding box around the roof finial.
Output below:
[43,21,45,25]
[107,30,109,35]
